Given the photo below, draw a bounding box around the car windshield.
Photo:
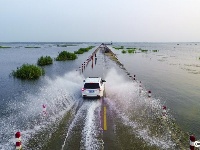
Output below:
[84,83,100,89]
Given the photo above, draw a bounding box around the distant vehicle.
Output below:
[82,77,106,98]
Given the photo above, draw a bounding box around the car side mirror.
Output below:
[102,80,106,82]
[83,80,85,82]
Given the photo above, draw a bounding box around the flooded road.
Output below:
[0,43,190,149]
[27,46,188,149]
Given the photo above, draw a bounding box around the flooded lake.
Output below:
[0,42,200,149]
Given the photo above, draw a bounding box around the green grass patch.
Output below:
[56,51,77,61]
[37,56,53,66]
[74,46,94,54]
[0,46,11,48]
[57,44,77,47]
[140,49,148,52]
[152,50,158,52]
[12,64,45,80]
[113,46,124,50]
[126,47,137,49]
[127,49,135,53]
[122,50,127,53]
[25,46,40,48]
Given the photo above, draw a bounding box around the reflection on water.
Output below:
[1,42,200,149]
[112,42,200,139]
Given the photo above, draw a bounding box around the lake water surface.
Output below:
[0,42,200,149]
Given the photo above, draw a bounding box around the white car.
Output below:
[82,77,106,98]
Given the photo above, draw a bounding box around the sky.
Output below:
[0,0,200,42]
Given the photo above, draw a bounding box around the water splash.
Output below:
[105,68,175,149]
[0,70,83,150]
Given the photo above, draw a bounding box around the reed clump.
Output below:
[127,49,135,53]
[0,46,11,48]
[140,49,148,52]
[25,46,40,48]
[12,64,45,80]
[113,46,124,50]
[74,46,94,54]
[56,51,77,61]
[37,56,53,66]
[152,50,158,52]
[122,50,127,53]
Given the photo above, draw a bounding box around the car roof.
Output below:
[84,77,101,83]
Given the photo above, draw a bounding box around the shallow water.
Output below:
[111,42,200,138]
[0,42,199,149]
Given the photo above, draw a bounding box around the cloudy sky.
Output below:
[0,0,200,42]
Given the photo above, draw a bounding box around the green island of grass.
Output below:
[37,56,53,66]
[25,46,41,48]
[56,51,77,61]
[122,50,127,53]
[126,47,137,50]
[74,46,94,54]
[113,46,124,50]
[0,46,11,48]
[12,64,45,80]
[140,49,148,52]
[57,44,77,47]
[152,50,158,52]
[127,49,135,53]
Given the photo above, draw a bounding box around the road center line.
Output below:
[104,106,107,130]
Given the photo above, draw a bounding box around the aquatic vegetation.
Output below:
[140,49,148,53]
[37,56,53,66]
[56,51,77,61]
[127,49,135,53]
[122,50,127,53]
[25,46,40,48]
[113,46,124,50]
[74,46,94,54]
[152,50,158,52]
[127,47,137,50]
[57,44,77,47]
[0,46,11,48]
[12,64,45,79]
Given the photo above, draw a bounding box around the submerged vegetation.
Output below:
[113,46,124,50]
[127,49,135,53]
[25,46,40,48]
[0,46,11,48]
[57,44,77,47]
[74,46,94,54]
[37,56,53,66]
[122,50,127,54]
[12,64,45,80]
[56,51,77,61]
[152,50,158,52]
[140,49,148,53]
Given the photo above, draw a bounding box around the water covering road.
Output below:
[0,44,189,149]
[26,46,188,150]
